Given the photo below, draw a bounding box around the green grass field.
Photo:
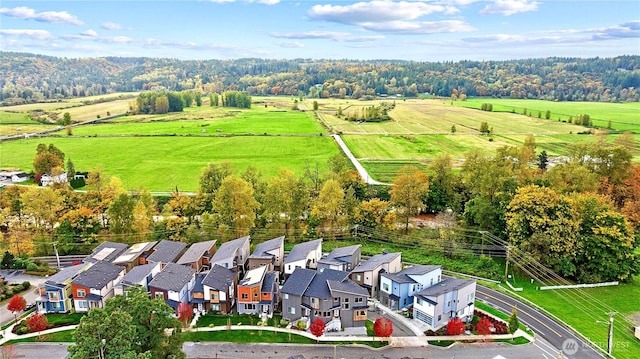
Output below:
[0,136,339,191]
[506,274,640,359]
[455,98,640,132]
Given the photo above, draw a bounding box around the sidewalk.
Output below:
[0,319,77,346]
[374,301,426,336]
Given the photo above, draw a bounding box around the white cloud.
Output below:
[309,1,452,24]
[270,31,385,42]
[80,29,98,37]
[362,20,474,34]
[208,0,280,4]
[0,6,83,25]
[275,41,304,48]
[101,22,123,30]
[0,29,52,40]
[306,1,472,35]
[480,0,539,16]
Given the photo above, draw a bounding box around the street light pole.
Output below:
[607,313,614,356]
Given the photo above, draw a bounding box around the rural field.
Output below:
[1,95,638,188]
[454,98,640,132]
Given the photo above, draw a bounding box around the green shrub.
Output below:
[296,320,306,330]
[280,319,289,326]
[26,263,38,272]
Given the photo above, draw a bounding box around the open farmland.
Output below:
[454,98,640,132]
[0,136,339,191]
[319,99,591,135]
[69,105,325,136]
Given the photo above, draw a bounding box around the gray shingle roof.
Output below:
[304,269,349,299]
[177,240,217,265]
[415,278,475,298]
[211,236,249,263]
[73,261,124,289]
[45,263,87,285]
[85,241,128,263]
[147,240,187,263]
[121,263,158,285]
[319,244,360,266]
[202,265,236,291]
[249,236,284,259]
[284,239,322,264]
[327,278,369,297]
[192,273,206,293]
[261,272,278,293]
[280,268,315,296]
[148,263,195,292]
[351,251,400,272]
[381,264,441,284]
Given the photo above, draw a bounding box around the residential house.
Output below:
[202,264,237,314]
[247,236,284,272]
[111,241,158,272]
[114,262,162,296]
[176,240,217,272]
[146,240,187,264]
[210,236,251,273]
[259,271,279,317]
[283,238,322,278]
[281,268,369,330]
[84,241,128,264]
[317,244,361,272]
[190,272,208,314]
[40,172,68,186]
[148,263,196,310]
[0,171,29,183]
[36,263,89,314]
[350,250,402,298]
[379,265,442,310]
[412,278,476,331]
[72,261,126,312]
[237,265,267,315]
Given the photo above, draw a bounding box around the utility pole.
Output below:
[53,242,61,269]
[504,245,510,282]
[607,312,615,356]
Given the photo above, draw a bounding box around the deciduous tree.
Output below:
[26,313,48,335]
[508,307,519,334]
[7,295,26,321]
[309,317,325,340]
[177,302,192,328]
[475,317,492,336]
[211,176,259,239]
[69,308,140,359]
[506,185,578,277]
[311,179,347,239]
[446,317,465,335]
[390,166,429,233]
[373,317,393,337]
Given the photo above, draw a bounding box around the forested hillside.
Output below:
[1,52,639,105]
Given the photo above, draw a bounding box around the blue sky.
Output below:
[1,0,638,61]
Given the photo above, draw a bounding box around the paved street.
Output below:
[0,270,46,327]
[476,285,604,359]
[182,341,561,359]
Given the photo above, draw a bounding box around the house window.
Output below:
[283,293,289,300]
[382,283,389,291]
[430,278,434,286]
[438,315,441,322]
[242,293,248,300]
[447,300,451,307]
[77,300,88,309]
[412,284,416,292]
[467,292,474,302]
[416,297,423,305]
[245,304,255,310]
[76,289,86,297]
[355,274,361,281]
[211,292,219,301]
[342,297,349,309]
[311,297,319,309]
[288,307,295,315]
[288,265,291,271]
[154,292,164,299]
[48,292,60,301]
[211,304,220,311]
[334,310,340,317]
[253,292,259,298]
[354,309,367,321]
[223,263,228,268]
[355,297,363,303]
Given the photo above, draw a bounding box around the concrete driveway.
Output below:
[0,270,47,326]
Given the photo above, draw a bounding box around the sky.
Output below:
[0,0,638,61]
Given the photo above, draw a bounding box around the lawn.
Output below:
[68,107,325,136]
[454,98,640,132]
[506,273,640,359]
[0,136,340,191]
[196,313,282,327]
[181,329,317,344]
[4,329,75,344]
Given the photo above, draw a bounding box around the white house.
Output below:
[283,238,322,277]
[41,172,68,186]
[413,278,476,331]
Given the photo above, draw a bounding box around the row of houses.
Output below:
[35,236,476,331]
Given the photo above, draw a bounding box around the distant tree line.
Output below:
[221,91,251,108]
[1,53,639,106]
